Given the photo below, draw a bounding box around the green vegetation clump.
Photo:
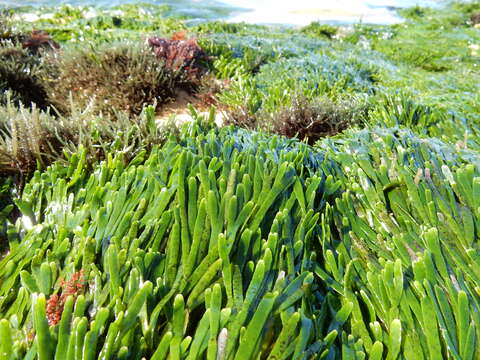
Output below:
[344,4,480,130]
[1,123,480,358]
[192,21,266,35]
[217,51,376,124]
[0,124,338,359]
[254,54,376,100]
[301,21,337,39]
[13,4,186,43]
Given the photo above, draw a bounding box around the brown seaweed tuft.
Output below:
[471,12,480,25]
[22,30,60,55]
[226,95,366,145]
[45,42,180,116]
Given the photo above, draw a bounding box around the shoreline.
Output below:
[226,7,402,26]
[1,0,446,25]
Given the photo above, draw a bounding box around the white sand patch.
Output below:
[155,90,225,128]
[161,111,224,128]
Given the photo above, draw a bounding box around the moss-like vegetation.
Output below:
[301,22,338,39]
[226,95,368,145]
[44,42,183,116]
[0,45,50,109]
[0,16,52,109]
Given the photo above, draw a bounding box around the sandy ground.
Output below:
[155,90,225,128]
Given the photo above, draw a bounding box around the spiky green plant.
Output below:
[317,126,480,359]
[0,123,343,359]
[2,118,480,359]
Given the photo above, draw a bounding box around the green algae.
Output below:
[0,4,479,358]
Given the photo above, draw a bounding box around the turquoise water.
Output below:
[1,0,448,24]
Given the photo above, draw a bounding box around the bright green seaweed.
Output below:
[1,1,480,359]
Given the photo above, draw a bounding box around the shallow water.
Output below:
[223,0,446,24]
[2,0,447,25]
